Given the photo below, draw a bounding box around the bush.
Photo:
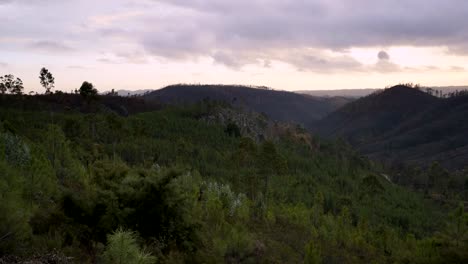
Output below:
[102,228,156,264]
[0,160,32,254]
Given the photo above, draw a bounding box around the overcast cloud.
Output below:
[0,0,467,90]
[141,0,468,69]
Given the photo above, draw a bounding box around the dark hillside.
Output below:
[360,93,468,168]
[317,85,468,169]
[143,84,350,128]
[316,85,439,144]
[0,93,161,116]
[1,94,466,262]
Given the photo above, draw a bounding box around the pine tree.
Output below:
[102,228,156,264]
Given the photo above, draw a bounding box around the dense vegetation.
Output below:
[142,84,352,129]
[316,85,468,170]
[0,92,467,263]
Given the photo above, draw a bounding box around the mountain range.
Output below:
[298,86,468,98]
[141,84,468,170]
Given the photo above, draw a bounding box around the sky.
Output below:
[1,0,468,93]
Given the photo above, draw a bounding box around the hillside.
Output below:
[1,93,467,263]
[297,88,378,98]
[0,93,161,116]
[360,93,468,169]
[143,84,352,128]
[298,86,468,98]
[316,85,468,169]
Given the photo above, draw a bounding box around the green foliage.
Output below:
[437,204,468,258]
[79,81,98,98]
[0,74,24,95]
[1,132,31,166]
[41,124,85,184]
[102,228,156,264]
[119,168,200,251]
[304,241,321,264]
[0,160,32,254]
[0,100,465,262]
[221,226,255,263]
[39,67,55,94]
[0,133,57,254]
[225,122,241,137]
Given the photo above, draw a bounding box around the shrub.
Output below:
[102,228,156,264]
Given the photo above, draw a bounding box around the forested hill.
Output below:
[0,92,161,116]
[297,86,468,98]
[316,85,439,142]
[316,85,468,169]
[143,84,353,129]
[1,94,467,263]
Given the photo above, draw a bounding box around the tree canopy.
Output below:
[39,68,55,94]
[79,81,98,98]
[0,92,466,263]
[0,74,24,95]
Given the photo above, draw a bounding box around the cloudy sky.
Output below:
[1,0,467,93]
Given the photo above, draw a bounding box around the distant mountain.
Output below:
[316,85,468,169]
[114,89,153,96]
[431,86,468,95]
[298,86,468,98]
[297,88,378,98]
[143,84,353,128]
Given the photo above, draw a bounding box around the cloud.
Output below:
[450,66,465,72]
[374,60,401,73]
[0,62,7,67]
[97,50,149,65]
[278,49,364,72]
[1,0,468,73]
[212,51,247,69]
[374,51,401,73]
[115,51,149,64]
[128,0,468,70]
[378,51,390,60]
[89,11,145,27]
[67,65,86,69]
[0,0,58,6]
[97,58,118,64]
[29,41,74,53]
[146,0,468,49]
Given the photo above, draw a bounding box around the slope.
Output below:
[359,93,468,168]
[143,84,352,128]
[316,85,439,144]
[2,96,464,263]
[317,85,468,169]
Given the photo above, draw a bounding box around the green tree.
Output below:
[0,160,32,254]
[304,241,321,264]
[436,204,468,262]
[79,81,98,98]
[102,228,156,264]
[235,137,257,167]
[0,74,24,95]
[258,141,287,199]
[312,191,325,227]
[439,204,468,248]
[225,122,241,137]
[428,161,449,192]
[42,125,83,183]
[235,137,258,197]
[39,67,55,94]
